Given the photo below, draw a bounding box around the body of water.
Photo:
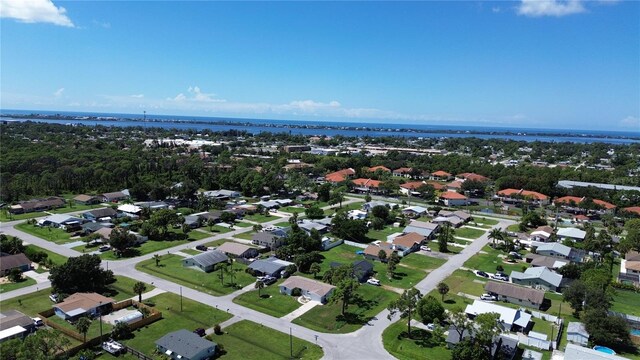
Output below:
[2,109,639,144]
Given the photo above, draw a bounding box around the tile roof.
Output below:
[432,170,452,177]
[623,206,640,215]
[439,191,468,200]
[400,181,426,190]
[497,188,548,200]
[368,165,391,172]
[456,173,489,182]
[324,168,355,182]
[393,167,413,174]
[352,178,383,188]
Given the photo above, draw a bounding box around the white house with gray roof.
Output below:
[535,243,585,263]
[280,276,336,303]
[567,322,589,346]
[155,329,216,360]
[557,227,587,242]
[182,250,229,273]
[464,300,532,332]
[510,266,563,292]
[403,220,439,239]
[248,257,294,277]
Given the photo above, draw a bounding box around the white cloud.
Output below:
[186,86,226,103]
[130,94,144,98]
[492,7,501,13]
[517,0,586,17]
[53,87,64,97]
[0,0,74,27]
[620,116,640,129]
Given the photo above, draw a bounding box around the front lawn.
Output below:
[0,288,55,317]
[235,221,253,228]
[462,246,527,274]
[399,254,446,270]
[0,277,37,293]
[454,227,486,239]
[209,320,323,360]
[382,320,452,360]
[48,203,99,214]
[169,227,211,240]
[25,244,68,266]
[99,238,191,260]
[472,217,499,226]
[244,214,278,223]
[136,255,255,296]
[181,248,201,256]
[507,224,523,233]
[282,206,307,214]
[122,292,232,355]
[105,276,156,301]
[232,279,302,318]
[204,225,234,234]
[15,222,74,244]
[292,285,397,333]
[0,211,48,221]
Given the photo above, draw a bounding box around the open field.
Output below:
[232,279,302,318]
[15,222,75,244]
[99,238,191,260]
[453,227,486,239]
[0,211,48,222]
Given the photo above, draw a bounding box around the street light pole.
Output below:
[99,301,103,341]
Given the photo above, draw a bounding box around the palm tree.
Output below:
[75,317,92,343]
[309,263,321,279]
[255,280,265,297]
[437,282,449,301]
[153,254,161,267]
[133,281,147,302]
[488,228,504,247]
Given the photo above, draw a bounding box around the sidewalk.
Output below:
[128,288,166,302]
[281,300,320,321]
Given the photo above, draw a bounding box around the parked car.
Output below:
[492,273,509,282]
[32,317,44,326]
[367,278,381,286]
[49,294,59,303]
[426,323,436,331]
[259,276,277,285]
[509,251,522,259]
[420,245,431,252]
[195,245,208,251]
[474,270,489,278]
[480,294,497,301]
[193,328,206,337]
[99,245,111,252]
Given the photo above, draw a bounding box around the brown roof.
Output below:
[368,166,391,172]
[0,310,33,331]
[485,281,545,304]
[74,194,96,202]
[457,173,489,182]
[439,191,468,200]
[15,197,65,211]
[400,181,426,190]
[393,167,413,174]
[0,253,31,273]
[352,178,383,188]
[432,170,451,177]
[95,227,114,240]
[216,242,255,256]
[280,276,335,297]
[325,168,356,183]
[55,292,115,313]
[625,251,640,262]
[625,261,640,272]
[392,232,425,248]
[364,244,394,258]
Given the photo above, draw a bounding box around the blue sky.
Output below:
[1,0,638,131]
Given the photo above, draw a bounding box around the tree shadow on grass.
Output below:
[397,328,441,348]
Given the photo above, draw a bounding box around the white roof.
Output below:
[510,267,563,287]
[557,227,587,240]
[530,230,552,238]
[117,204,142,213]
[40,214,82,225]
[404,206,428,214]
[564,343,626,360]
[465,300,531,328]
[0,326,27,340]
[536,242,572,256]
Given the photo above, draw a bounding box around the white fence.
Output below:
[344,240,368,249]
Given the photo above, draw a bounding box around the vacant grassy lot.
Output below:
[15,222,75,244]
[454,227,486,239]
[48,203,99,214]
[99,238,191,260]
[293,284,396,333]
[205,225,234,234]
[472,217,499,226]
[137,255,254,296]
[105,276,156,301]
[235,221,253,228]
[122,293,232,355]
[463,245,527,274]
[232,279,302,318]
[25,244,68,266]
[0,211,48,221]
[245,213,278,223]
[209,320,323,360]
[382,321,452,360]
[0,277,37,293]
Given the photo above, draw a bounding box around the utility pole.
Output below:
[99,301,103,341]
[290,327,293,359]
[180,286,183,312]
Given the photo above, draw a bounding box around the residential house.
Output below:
[445,327,518,360]
[251,232,286,250]
[117,204,142,216]
[399,181,426,196]
[53,293,114,321]
[564,343,627,360]
[0,253,31,276]
[555,196,616,214]
[279,276,336,303]
[329,260,374,282]
[432,215,464,228]
[426,181,447,191]
[362,201,392,212]
[352,178,385,194]
[182,250,229,273]
[324,168,356,183]
[446,180,463,192]
[484,281,545,309]
[363,243,395,262]
[390,232,425,256]
[183,215,201,229]
[282,145,311,153]
[535,243,585,263]
[566,322,589,346]
[367,165,391,173]
[216,242,259,259]
[202,189,241,200]
[525,254,567,270]
[73,194,100,205]
[81,222,107,235]
[465,300,532,332]
[0,310,36,343]
[402,206,428,218]
[82,208,117,221]
[403,220,439,239]
[101,191,129,203]
[430,170,452,181]
[439,191,468,206]
[9,197,65,214]
[248,257,294,278]
[94,227,114,241]
[155,329,217,360]
[623,206,640,216]
[347,209,367,220]
[392,167,413,178]
[456,173,490,183]
[37,214,84,231]
[298,220,329,235]
[495,189,549,206]
[136,201,170,210]
[556,227,587,242]
[197,211,222,224]
[530,226,555,242]
[510,267,563,292]
[619,251,640,285]
[438,210,472,223]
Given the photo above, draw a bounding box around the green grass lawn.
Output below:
[47,203,99,214]
[136,255,254,296]
[15,222,75,244]
[0,288,55,317]
[282,206,307,214]
[611,289,640,316]
[454,227,486,239]
[235,221,253,228]
[105,276,156,301]
[204,239,229,248]
[323,202,365,216]
[463,246,527,274]
[399,254,446,270]
[0,211,48,221]
[210,320,323,360]
[293,284,397,333]
[232,279,302,318]
[181,248,201,255]
[472,216,499,226]
[47,313,113,340]
[274,221,292,227]
[382,320,452,360]
[0,277,36,293]
[99,238,191,260]
[507,224,523,233]
[168,227,211,240]
[203,225,234,234]
[244,214,278,223]
[234,232,256,240]
[122,292,232,355]
[367,226,403,241]
[25,244,68,266]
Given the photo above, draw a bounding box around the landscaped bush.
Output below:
[213,324,222,335]
[291,288,302,297]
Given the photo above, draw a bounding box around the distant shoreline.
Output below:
[2,112,639,142]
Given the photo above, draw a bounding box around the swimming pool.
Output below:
[631,329,640,336]
[593,346,617,355]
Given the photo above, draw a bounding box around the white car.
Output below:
[49,294,59,303]
[480,294,497,301]
[426,323,436,331]
[367,278,381,286]
[32,317,44,326]
[420,245,431,252]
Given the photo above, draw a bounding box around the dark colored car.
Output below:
[195,245,208,251]
[194,328,206,337]
[261,276,277,285]
[475,270,489,278]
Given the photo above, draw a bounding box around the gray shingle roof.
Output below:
[155,329,216,359]
[188,250,228,267]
